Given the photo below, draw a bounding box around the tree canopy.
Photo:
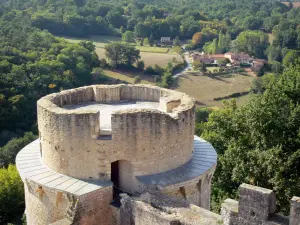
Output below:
[202,61,300,214]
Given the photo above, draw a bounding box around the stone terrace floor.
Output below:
[64,101,161,130]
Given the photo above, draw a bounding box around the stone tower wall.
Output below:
[24,180,113,225]
[37,85,195,181]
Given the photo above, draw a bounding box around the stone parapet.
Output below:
[221,199,239,225]
[220,184,293,225]
[290,196,300,225]
[238,184,277,223]
[37,84,195,180]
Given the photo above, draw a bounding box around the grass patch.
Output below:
[206,67,220,72]
[103,70,156,85]
[175,72,254,107]
[95,48,183,68]
[268,33,275,44]
[62,35,121,48]
[62,35,171,53]
[136,45,169,53]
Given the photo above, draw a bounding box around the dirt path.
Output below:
[245,68,257,77]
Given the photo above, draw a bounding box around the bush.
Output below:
[154,64,164,75]
[236,68,245,73]
[134,76,141,84]
[196,108,213,123]
[154,75,161,82]
[144,66,157,75]
[0,165,24,223]
[137,60,145,70]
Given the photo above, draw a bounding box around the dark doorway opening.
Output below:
[111,161,119,188]
[111,160,134,205]
[111,161,122,204]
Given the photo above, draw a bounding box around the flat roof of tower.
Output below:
[64,100,162,130]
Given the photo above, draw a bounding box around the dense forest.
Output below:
[0,0,300,223]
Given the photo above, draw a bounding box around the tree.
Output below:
[134,22,151,38]
[122,31,135,43]
[173,36,180,46]
[195,107,213,136]
[211,38,221,54]
[105,42,122,68]
[192,32,205,47]
[105,42,140,68]
[173,46,183,55]
[203,62,300,214]
[160,71,173,88]
[144,38,149,46]
[233,30,269,58]
[193,61,207,72]
[106,10,126,28]
[149,33,154,46]
[282,50,300,68]
[271,61,282,73]
[134,76,141,84]
[137,61,145,70]
[0,165,24,223]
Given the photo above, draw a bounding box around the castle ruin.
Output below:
[15,84,300,225]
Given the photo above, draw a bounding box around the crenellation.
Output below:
[290,196,300,225]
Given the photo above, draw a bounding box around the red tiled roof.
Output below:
[282,2,300,8]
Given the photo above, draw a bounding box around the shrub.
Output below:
[144,66,156,75]
[236,68,245,73]
[196,108,213,123]
[134,76,141,84]
[137,60,145,70]
[0,165,24,223]
[154,75,161,82]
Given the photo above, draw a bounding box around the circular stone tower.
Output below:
[16,85,217,225]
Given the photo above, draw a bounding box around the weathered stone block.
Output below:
[238,184,276,223]
[221,199,239,225]
[290,196,300,225]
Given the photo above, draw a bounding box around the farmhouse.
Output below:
[224,52,253,65]
[192,53,216,64]
[161,37,171,43]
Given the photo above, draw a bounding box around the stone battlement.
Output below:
[221,184,298,225]
[112,184,299,225]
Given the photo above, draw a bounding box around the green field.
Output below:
[103,70,156,85]
[175,72,254,107]
[95,44,182,67]
[62,35,169,53]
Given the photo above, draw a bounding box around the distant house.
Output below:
[224,52,253,65]
[161,37,171,43]
[192,54,216,64]
[158,37,172,46]
[251,59,267,72]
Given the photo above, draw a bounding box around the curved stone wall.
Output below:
[37,85,195,180]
